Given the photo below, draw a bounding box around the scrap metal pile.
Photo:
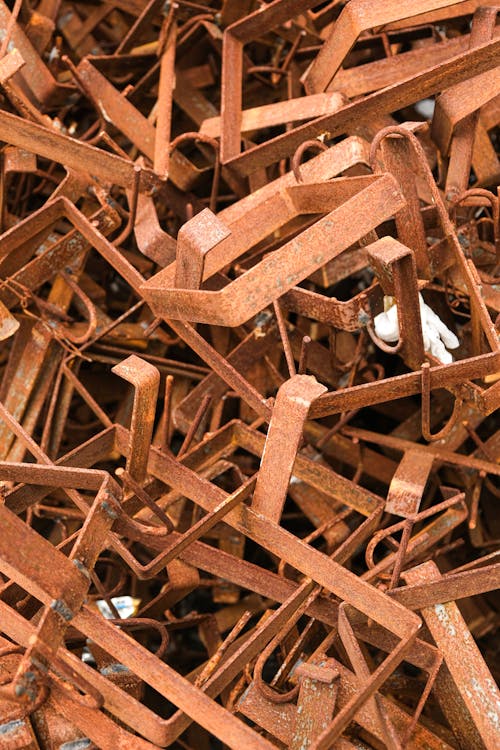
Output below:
[0,0,499,748]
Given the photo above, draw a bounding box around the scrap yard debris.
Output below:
[0,0,498,748]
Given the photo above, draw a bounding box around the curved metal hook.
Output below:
[365,281,408,357]
[365,315,404,354]
[107,617,169,660]
[421,362,463,442]
[370,126,444,218]
[169,132,220,213]
[292,138,328,183]
[365,492,466,575]
[113,164,141,248]
[452,187,500,266]
[253,637,301,705]
[58,271,98,345]
[253,582,318,704]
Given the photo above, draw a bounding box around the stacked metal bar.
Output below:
[0,1,498,748]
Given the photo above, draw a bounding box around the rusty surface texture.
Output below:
[0,1,498,748]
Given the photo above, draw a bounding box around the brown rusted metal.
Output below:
[0,3,498,749]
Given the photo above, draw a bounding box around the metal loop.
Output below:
[365,316,404,354]
[58,271,98,345]
[292,139,328,183]
[253,637,300,705]
[421,362,463,442]
[107,617,169,660]
[113,165,141,247]
[452,187,500,265]
[169,132,220,212]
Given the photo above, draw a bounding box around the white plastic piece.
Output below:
[414,98,435,120]
[373,294,459,364]
[97,595,140,620]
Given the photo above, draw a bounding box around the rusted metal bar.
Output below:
[252,375,326,522]
[111,355,159,484]
[405,561,500,749]
[223,37,500,177]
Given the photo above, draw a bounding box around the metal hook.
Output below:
[112,165,141,248]
[421,362,463,442]
[365,295,405,355]
[452,187,500,266]
[292,138,328,183]
[169,132,220,213]
[253,595,312,704]
[58,271,98,345]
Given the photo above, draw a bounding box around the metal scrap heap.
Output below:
[0,1,498,748]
